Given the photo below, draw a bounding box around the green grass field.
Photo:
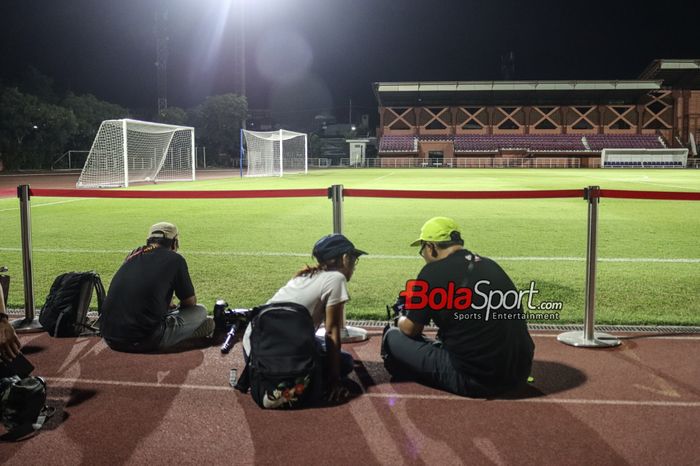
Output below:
[1,168,699,325]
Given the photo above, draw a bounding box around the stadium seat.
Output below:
[587,134,664,150]
[453,134,585,152]
[379,136,417,153]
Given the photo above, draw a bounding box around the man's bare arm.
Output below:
[398,315,424,337]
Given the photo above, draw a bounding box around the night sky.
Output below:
[1,0,698,123]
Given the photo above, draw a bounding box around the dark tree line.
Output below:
[0,70,247,170]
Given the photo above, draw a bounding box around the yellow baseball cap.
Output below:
[410,217,462,246]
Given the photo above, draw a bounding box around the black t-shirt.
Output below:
[101,245,195,345]
[406,249,534,389]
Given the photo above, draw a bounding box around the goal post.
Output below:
[241,129,308,177]
[601,148,688,168]
[77,119,196,188]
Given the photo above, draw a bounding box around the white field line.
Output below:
[372,172,396,181]
[43,376,700,407]
[0,198,89,213]
[611,177,700,191]
[0,247,698,264]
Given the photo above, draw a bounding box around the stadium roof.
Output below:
[638,59,700,88]
[373,80,663,107]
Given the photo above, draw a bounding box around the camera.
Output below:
[386,295,406,322]
[213,299,252,354]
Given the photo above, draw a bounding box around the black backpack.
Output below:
[0,375,51,441]
[236,303,323,409]
[39,271,106,337]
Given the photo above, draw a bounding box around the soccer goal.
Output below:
[601,148,688,168]
[77,119,195,188]
[241,129,307,177]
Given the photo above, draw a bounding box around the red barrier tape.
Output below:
[28,188,328,199]
[599,189,700,201]
[343,188,584,199]
[18,187,700,201]
[0,188,15,198]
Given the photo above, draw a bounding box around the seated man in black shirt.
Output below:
[382,217,534,397]
[101,222,213,353]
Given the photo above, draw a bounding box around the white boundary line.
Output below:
[529,334,700,340]
[0,247,698,263]
[611,177,700,192]
[43,377,700,407]
[363,393,700,407]
[372,172,395,181]
[0,198,89,213]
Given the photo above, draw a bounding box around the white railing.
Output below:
[309,157,582,169]
[51,150,90,170]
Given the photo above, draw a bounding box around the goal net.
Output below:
[77,119,195,188]
[242,129,307,177]
[601,148,688,168]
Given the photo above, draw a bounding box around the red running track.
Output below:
[1,330,698,465]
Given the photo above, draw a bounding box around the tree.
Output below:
[0,87,77,169]
[63,93,129,150]
[190,93,247,164]
[19,67,58,103]
[309,133,323,158]
[156,106,187,126]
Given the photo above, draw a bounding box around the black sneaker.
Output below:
[192,317,215,339]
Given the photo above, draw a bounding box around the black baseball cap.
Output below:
[312,234,367,262]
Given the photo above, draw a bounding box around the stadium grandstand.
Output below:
[373,59,700,168]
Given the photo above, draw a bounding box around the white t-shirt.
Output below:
[242,270,349,354]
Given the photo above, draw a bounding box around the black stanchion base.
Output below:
[11,316,46,334]
[557,331,621,347]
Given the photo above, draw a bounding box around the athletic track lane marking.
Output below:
[43,377,700,407]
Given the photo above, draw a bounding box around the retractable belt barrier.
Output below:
[11,184,700,346]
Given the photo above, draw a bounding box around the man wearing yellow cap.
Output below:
[101,222,213,353]
[382,217,534,397]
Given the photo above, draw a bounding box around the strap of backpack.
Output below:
[90,273,106,332]
[232,304,268,394]
[233,363,251,393]
[74,272,105,335]
[54,311,67,337]
[92,272,106,314]
[33,405,54,431]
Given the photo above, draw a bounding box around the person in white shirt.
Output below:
[243,234,366,401]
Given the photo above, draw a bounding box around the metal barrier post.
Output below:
[558,185,620,347]
[320,184,368,342]
[330,184,344,234]
[12,185,44,333]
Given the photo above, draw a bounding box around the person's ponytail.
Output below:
[294,256,342,278]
